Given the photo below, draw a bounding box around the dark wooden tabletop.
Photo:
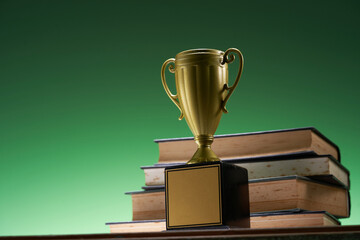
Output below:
[1,225,360,240]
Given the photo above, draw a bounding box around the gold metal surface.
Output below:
[165,164,222,229]
[161,48,244,164]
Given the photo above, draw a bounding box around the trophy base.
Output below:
[187,146,220,164]
[165,161,250,230]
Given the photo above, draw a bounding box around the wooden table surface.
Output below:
[2,225,360,240]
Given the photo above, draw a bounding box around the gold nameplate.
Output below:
[165,164,222,229]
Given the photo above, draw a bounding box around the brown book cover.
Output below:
[106,211,340,233]
[126,176,350,221]
[154,127,340,163]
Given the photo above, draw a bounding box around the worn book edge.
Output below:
[153,127,340,161]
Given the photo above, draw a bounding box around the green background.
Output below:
[0,0,359,236]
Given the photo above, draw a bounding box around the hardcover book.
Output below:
[142,155,349,187]
[155,127,340,163]
[127,176,350,221]
[106,211,340,233]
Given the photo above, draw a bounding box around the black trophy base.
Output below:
[165,161,250,230]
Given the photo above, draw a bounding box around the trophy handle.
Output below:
[221,48,244,113]
[161,58,184,120]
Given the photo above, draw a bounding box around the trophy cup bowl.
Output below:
[161,48,244,164]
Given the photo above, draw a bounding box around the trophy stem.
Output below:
[187,135,220,164]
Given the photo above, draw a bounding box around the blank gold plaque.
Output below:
[165,164,222,229]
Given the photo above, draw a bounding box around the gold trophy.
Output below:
[161,48,249,230]
[161,48,244,164]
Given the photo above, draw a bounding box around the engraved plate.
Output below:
[166,164,222,229]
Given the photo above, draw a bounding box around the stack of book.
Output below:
[107,127,350,233]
